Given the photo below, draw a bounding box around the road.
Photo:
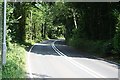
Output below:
[26,39,119,79]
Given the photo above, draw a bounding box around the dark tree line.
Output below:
[53,2,120,56]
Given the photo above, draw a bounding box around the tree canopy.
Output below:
[4,2,120,57]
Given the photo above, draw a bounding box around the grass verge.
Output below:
[2,43,26,78]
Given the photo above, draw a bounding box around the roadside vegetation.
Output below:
[1,2,120,78]
[2,43,26,78]
[64,3,120,63]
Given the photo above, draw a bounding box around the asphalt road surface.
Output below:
[26,39,119,79]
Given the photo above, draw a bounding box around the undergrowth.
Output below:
[2,43,26,78]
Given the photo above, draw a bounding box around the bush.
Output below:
[113,13,120,56]
[2,43,26,78]
[103,40,114,57]
[68,36,105,56]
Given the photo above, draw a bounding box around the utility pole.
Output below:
[2,0,7,65]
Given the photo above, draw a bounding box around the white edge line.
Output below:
[27,44,36,78]
[52,40,106,78]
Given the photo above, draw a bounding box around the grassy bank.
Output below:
[2,43,26,78]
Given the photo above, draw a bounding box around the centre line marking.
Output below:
[52,40,106,78]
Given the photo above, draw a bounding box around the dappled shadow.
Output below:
[30,39,62,56]
[55,40,99,58]
[30,44,59,56]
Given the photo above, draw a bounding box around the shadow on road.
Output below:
[28,40,119,69]
[55,40,120,68]
[25,40,119,78]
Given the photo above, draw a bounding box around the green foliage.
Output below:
[4,3,66,78]
[61,3,120,60]
[6,2,65,43]
[68,36,105,56]
[113,13,120,55]
[2,43,26,78]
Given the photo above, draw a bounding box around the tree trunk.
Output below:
[72,9,78,29]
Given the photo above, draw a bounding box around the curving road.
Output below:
[26,39,119,79]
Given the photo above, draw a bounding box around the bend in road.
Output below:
[26,39,118,78]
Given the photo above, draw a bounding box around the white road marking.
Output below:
[51,40,106,78]
[27,44,36,78]
[27,40,106,78]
